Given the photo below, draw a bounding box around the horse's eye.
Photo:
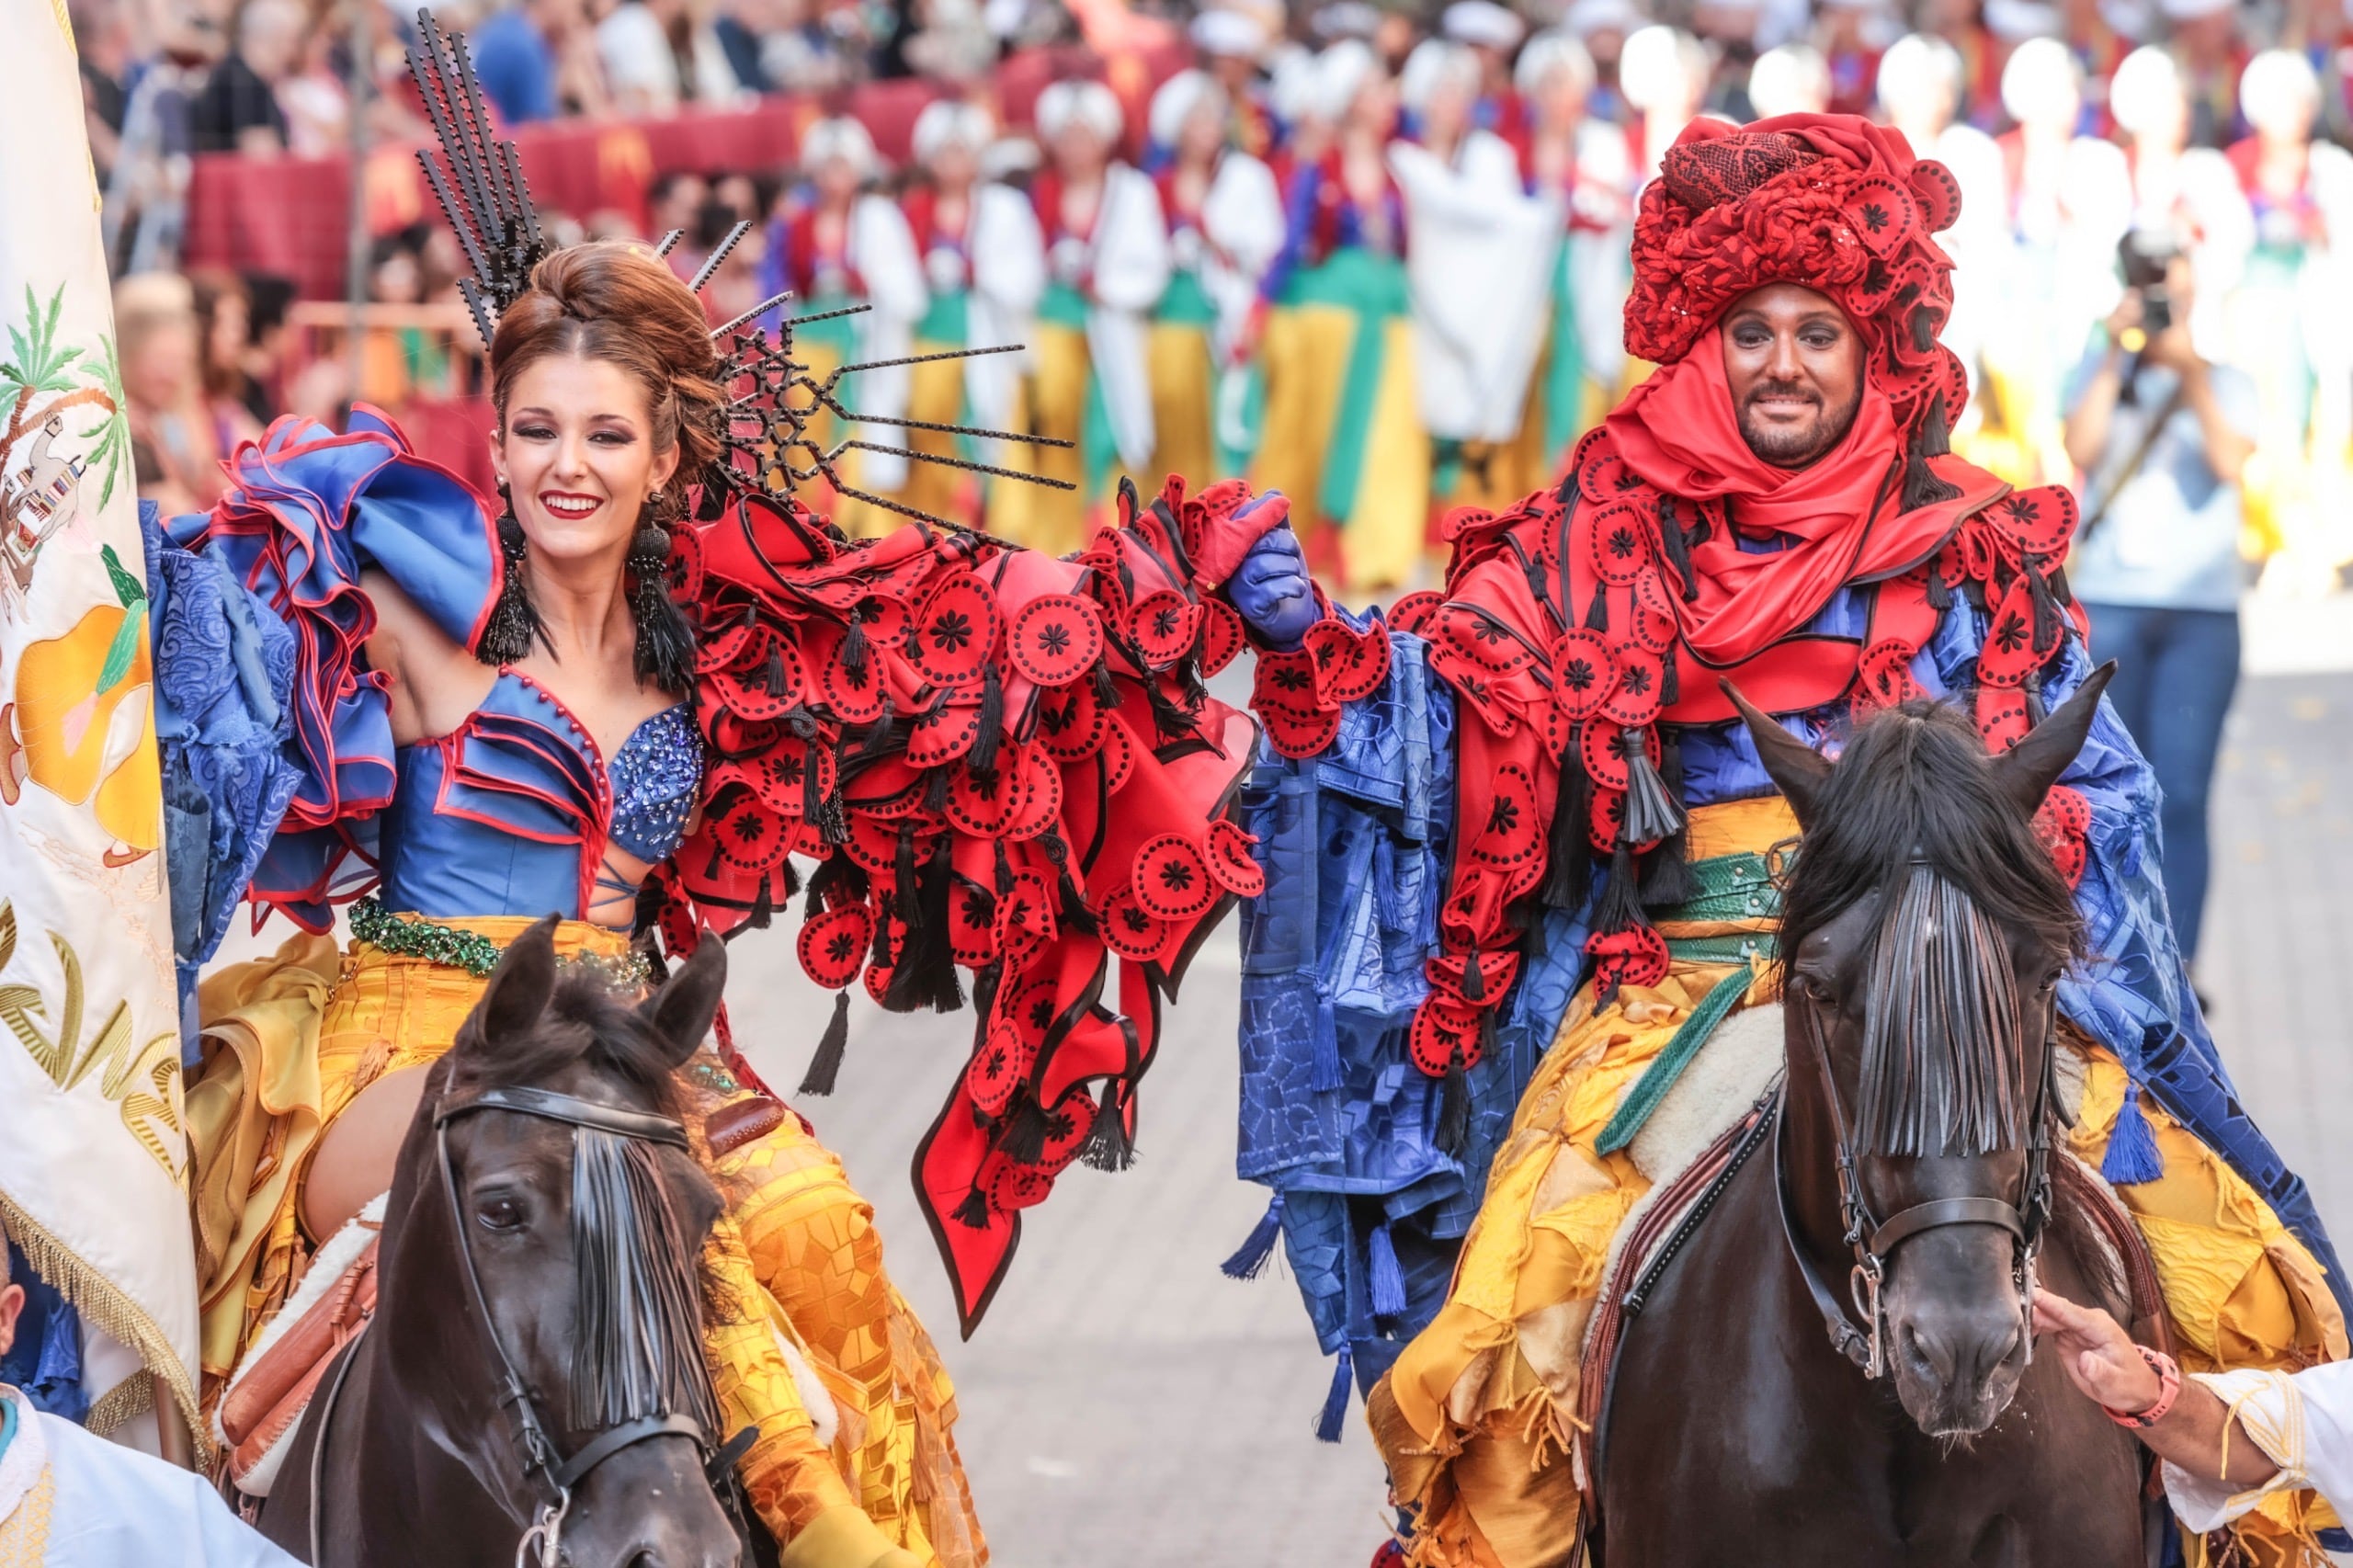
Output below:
[475,1196,527,1233]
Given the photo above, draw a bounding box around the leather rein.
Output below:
[1774,986,2060,1381]
[307,1084,745,1568]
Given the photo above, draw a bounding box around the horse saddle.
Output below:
[219,1198,382,1495]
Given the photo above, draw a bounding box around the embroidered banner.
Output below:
[0,0,197,1449]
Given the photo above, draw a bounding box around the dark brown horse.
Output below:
[258,918,754,1567]
[1597,669,2158,1566]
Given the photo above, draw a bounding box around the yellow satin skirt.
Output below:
[987,321,1097,558]
[1372,800,2347,1568]
[187,916,979,1568]
[1147,320,1217,492]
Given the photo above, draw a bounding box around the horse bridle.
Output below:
[433,1085,727,1568]
[1775,991,2060,1381]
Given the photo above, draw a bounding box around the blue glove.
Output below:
[1227,515,1320,651]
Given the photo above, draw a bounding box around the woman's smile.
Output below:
[538,489,605,520]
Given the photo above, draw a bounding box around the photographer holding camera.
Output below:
[2063,235,2259,970]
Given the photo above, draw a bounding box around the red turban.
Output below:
[1624,114,1969,441]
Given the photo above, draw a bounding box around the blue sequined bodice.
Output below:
[377,670,702,922]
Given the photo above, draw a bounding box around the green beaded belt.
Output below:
[348,896,654,990]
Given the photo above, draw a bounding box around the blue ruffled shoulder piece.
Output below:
[164,407,500,930]
[142,499,304,1057]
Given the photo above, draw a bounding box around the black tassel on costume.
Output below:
[1540,756,1594,909]
[1434,1048,1470,1158]
[1081,1080,1136,1171]
[842,611,870,673]
[998,1096,1051,1165]
[1926,565,1952,611]
[951,1184,993,1228]
[1040,832,1098,937]
[803,850,866,920]
[628,500,696,695]
[2026,562,2062,651]
[884,835,964,1015]
[1091,662,1120,714]
[1656,497,1698,600]
[479,495,551,665]
[1593,841,1647,938]
[1618,727,1686,846]
[797,991,853,1096]
[1639,733,1696,908]
[1585,581,1610,631]
[1899,396,1963,512]
[970,665,1004,779]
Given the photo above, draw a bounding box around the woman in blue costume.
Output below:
[153,196,1280,1565]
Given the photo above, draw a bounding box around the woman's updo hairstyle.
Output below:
[480,242,723,693]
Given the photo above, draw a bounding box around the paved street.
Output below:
[722,602,2353,1568]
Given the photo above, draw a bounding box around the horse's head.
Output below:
[1729,667,2110,1438]
[384,917,741,1567]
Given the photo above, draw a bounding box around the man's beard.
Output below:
[1738,381,1865,467]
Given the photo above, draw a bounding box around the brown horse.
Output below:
[1595,669,2159,1567]
[257,918,757,1567]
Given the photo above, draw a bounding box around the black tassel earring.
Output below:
[479,484,550,665]
[630,489,697,694]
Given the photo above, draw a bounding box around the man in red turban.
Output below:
[1219,113,2347,1565]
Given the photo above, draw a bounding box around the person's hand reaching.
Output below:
[1226,505,1321,650]
[2033,1290,2160,1415]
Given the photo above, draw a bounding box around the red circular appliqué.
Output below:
[907,574,1001,687]
[1204,817,1266,897]
[796,901,873,990]
[1131,834,1218,920]
[1010,595,1104,687]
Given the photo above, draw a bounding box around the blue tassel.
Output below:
[1314,1344,1354,1442]
[1369,1221,1407,1320]
[2102,1078,2165,1186]
[1221,1192,1286,1280]
[1311,997,1344,1093]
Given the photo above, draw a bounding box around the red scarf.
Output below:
[1605,328,1959,672]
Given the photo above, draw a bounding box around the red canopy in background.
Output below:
[182,45,1189,301]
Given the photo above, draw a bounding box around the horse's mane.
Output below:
[446,965,724,1437]
[1777,699,2084,1157]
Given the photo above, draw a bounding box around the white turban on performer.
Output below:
[912,99,995,166]
[1875,32,1964,115]
[2240,49,2321,142]
[1150,67,1230,150]
[1311,39,1380,124]
[1442,0,1525,51]
[1747,43,1829,119]
[1188,7,1269,60]
[799,116,880,179]
[1400,39,1480,117]
[1999,36,2080,126]
[1035,79,1126,146]
[1620,26,1709,114]
[2108,45,2185,139]
[1515,30,1596,100]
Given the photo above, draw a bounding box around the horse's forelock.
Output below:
[1778,699,2081,1156]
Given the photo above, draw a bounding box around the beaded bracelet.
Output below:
[2104,1346,2181,1429]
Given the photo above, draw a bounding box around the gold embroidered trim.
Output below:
[0,1191,204,1462]
[83,1372,152,1439]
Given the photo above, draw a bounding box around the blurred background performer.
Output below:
[1143,67,1284,487]
[1251,40,1428,593]
[993,77,1167,554]
[0,0,199,1469]
[1511,30,1635,481]
[1393,37,1560,519]
[758,116,927,537]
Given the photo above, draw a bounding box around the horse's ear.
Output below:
[1721,677,1832,828]
[1989,661,2116,818]
[642,934,726,1069]
[471,914,560,1052]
